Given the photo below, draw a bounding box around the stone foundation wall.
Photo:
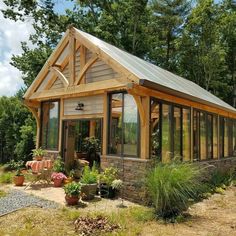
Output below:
[101,155,236,203]
[101,156,152,203]
[44,151,60,160]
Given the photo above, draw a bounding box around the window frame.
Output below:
[107,91,140,158]
[40,99,60,151]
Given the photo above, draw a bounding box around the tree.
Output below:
[148,0,191,71]
[178,0,231,101]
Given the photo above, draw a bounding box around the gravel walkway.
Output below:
[0,189,59,216]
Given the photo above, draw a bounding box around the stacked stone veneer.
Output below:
[101,155,236,203]
[45,151,59,160]
[101,156,152,203]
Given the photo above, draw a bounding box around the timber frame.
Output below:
[24,26,236,162]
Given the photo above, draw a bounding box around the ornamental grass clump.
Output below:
[146,161,204,219]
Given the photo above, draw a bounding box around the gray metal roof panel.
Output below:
[76,29,236,113]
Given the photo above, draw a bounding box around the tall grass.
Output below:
[146,161,204,218]
[0,172,14,184]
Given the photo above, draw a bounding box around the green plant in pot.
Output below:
[99,167,122,199]
[32,147,46,161]
[80,165,98,200]
[13,163,25,186]
[64,182,81,205]
[82,137,101,167]
[53,156,65,173]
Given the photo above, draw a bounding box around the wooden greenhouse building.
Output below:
[24,27,236,201]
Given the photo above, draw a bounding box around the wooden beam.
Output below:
[50,67,69,88]
[29,78,129,101]
[74,54,98,85]
[80,45,86,84]
[58,98,64,153]
[69,30,76,85]
[62,113,103,120]
[24,30,70,99]
[129,84,236,119]
[130,93,145,127]
[190,107,194,161]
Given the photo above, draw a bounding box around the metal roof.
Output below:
[76,29,236,113]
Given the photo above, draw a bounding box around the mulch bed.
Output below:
[74,215,120,235]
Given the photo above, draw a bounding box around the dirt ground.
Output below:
[0,185,236,236]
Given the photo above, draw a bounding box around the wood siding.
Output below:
[86,59,119,83]
[64,94,104,116]
[51,77,64,90]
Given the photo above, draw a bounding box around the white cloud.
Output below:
[0,0,35,96]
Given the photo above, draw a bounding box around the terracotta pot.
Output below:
[81,183,97,200]
[53,178,63,187]
[13,175,25,186]
[65,195,79,205]
[35,156,43,161]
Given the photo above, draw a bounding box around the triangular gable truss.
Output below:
[24,26,136,100]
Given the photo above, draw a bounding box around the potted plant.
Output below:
[80,165,98,200]
[64,182,81,205]
[51,172,67,187]
[64,169,75,184]
[13,168,25,186]
[99,167,122,199]
[53,156,65,173]
[82,137,101,167]
[32,147,46,161]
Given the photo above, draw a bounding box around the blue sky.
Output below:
[0,0,74,96]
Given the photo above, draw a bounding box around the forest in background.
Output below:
[0,0,235,163]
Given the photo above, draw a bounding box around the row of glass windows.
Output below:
[150,99,191,162]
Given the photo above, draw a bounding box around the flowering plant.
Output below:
[51,172,67,180]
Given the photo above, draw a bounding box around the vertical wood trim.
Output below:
[217,114,220,159]
[80,45,86,84]
[140,96,150,159]
[58,98,64,153]
[69,34,75,86]
[190,107,194,161]
[102,92,108,155]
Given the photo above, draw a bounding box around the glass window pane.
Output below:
[200,112,207,160]
[213,115,218,159]
[193,110,200,161]
[233,121,236,156]
[224,118,229,157]
[219,117,224,158]
[41,101,59,150]
[162,104,172,162]
[183,108,191,161]
[108,93,123,155]
[173,107,181,158]
[207,115,213,159]
[123,94,138,156]
[150,99,161,158]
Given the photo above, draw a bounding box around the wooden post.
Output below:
[140,96,150,159]
[102,92,108,155]
[217,114,220,159]
[69,29,75,86]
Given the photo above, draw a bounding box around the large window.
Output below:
[213,115,218,159]
[150,98,191,162]
[108,92,139,157]
[200,112,207,160]
[41,100,59,150]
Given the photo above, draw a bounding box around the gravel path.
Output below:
[0,189,59,216]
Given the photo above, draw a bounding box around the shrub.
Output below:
[146,161,204,218]
[53,156,65,173]
[80,165,98,184]
[0,172,14,184]
[99,167,118,186]
[3,160,24,172]
[64,182,81,197]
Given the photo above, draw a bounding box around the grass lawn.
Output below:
[0,186,236,236]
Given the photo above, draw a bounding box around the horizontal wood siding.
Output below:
[75,49,81,79]
[86,59,119,83]
[51,77,64,90]
[64,94,104,116]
